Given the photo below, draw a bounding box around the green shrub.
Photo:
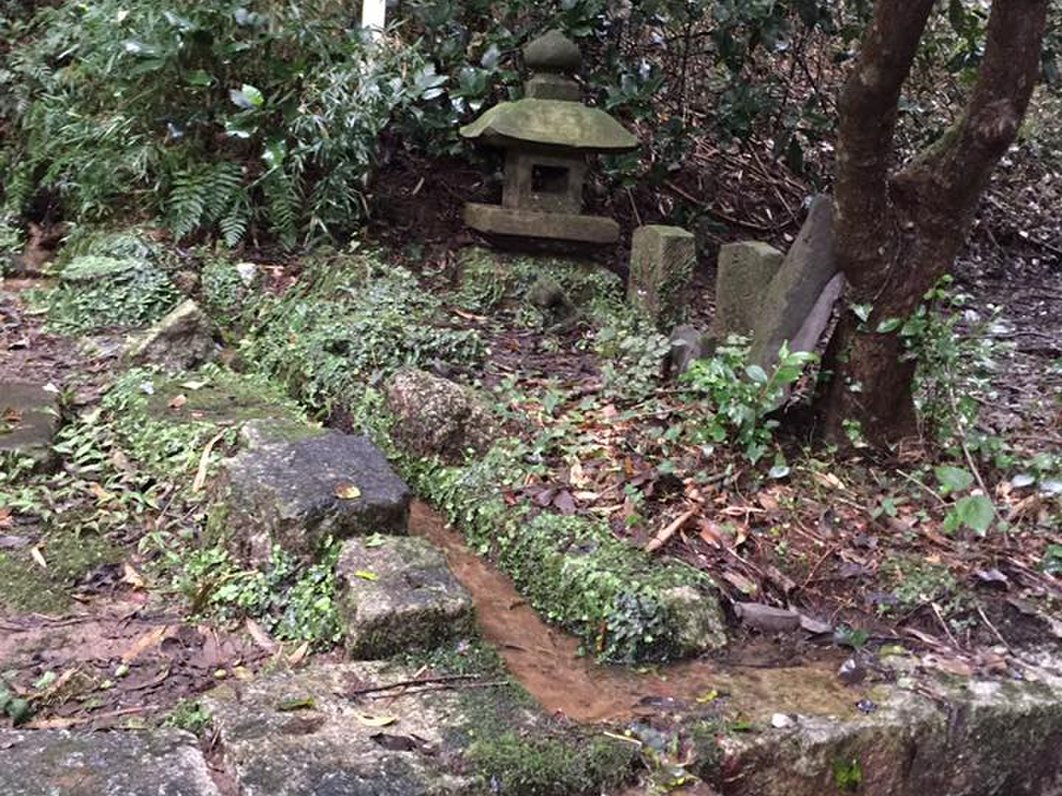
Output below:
[2,0,437,244]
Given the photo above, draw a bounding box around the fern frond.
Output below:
[204,160,244,223]
[263,170,300,248]
[220,194,251,248]
[168,165,209,240]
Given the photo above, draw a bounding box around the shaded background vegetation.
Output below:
[0,0,1059,253]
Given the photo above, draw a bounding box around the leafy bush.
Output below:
[1,0,438,244]
[682,337,815,464]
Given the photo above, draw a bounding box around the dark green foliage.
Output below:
[244,253,486,409]
[1,0,437,243]
[39,255,180,333]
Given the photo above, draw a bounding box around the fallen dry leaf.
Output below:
[245,618,278,654]
[30,545,47,570]
[354,712,398,728]
[334,482,362,500]
[120,625,170,664]
[122,562,146,590]
[288,640,311,666]
[192,430,227,493]
[169,394,188,410]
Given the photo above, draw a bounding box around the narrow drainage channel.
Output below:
[408,501,859,724]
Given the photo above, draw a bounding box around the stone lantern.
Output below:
[460,30,638,246]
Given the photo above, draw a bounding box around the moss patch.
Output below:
[0,529,120,613]
[455,246,623,322]
[402,640,638,795]
[36,255,180,334]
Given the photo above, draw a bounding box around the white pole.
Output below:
[361,0,386,36]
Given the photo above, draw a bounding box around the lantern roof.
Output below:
[459,98,637,153]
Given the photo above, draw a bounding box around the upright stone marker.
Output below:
[749,196,838,368]
[712,241,785,339]
[628,224,696,331]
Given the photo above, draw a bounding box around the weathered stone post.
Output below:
[627,224,696,330]
[711,241,785,340]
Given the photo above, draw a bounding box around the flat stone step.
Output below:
[202,662,477,796]
[217,429,411,563]
[0,728,220,796]
[721,659,1062,796]
[0,381,59,471]
[337,536,475,658]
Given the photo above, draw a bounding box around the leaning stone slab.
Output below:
[125,299,217,372]
[337,535,475,658]
[711,241,785,339]
[721,664,1062,796]
[385,369,497,465]
[202,662,478,796]
[749,196,838,369]
[628,225,696,331]
[216,430,411,563]
[0,728,220,796]
[0,381,59,471]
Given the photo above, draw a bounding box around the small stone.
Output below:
[771,713,795,729]
[337,536,474,658]
[711,241,785,339]
[733,601,802,633]
[125,299,217,373]
[523,30,581,73]
[0,381,60,472]
[628,225,697,331]
[658,585,728,654]
[385,369,497,464]
[215,431,411,564]
[665,324,711,378]
[0,729,221,796]
[837,656,867,685]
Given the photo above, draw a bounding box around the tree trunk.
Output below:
[818,0,1049,449]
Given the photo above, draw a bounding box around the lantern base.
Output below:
[463,203,619,246]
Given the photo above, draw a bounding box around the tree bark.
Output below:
[819,0,1049,449]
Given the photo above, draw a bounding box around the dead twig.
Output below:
[345,674,481,697]
[645,508,698,554]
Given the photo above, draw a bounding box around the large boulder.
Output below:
[337,535,475,658]
[0,729,220,796]
[385,369,497,464]
[125,299,217,372]
[215,430,411,563]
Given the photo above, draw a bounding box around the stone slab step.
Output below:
[337,536,475,658]
[0,728,220,796]
[0,381,59,471]
[202,662,477,796]
[217,429,411,563]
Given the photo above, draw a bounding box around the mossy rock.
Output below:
[202,660,638,795]
[455,247,622,320]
